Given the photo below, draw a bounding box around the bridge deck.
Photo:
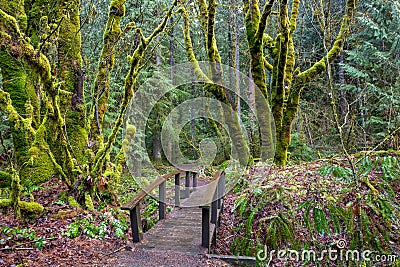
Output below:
[123,171,225,255]
[135,207,207,254]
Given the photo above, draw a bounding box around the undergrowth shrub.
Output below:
[231,155,400,266]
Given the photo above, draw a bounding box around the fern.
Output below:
[327,204,342,234]
[233,195,249,216]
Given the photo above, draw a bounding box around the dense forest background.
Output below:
[1,0,399,190]
[73,0,400,164]
[55,0,399,164]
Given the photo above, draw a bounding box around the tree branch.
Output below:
[196,0,208,35]
[92,0,178,175]
[295,0,356,87]
[255,0,275,43]
[181,7,212,83]
[285,0,301,88]
[263,56,273,71]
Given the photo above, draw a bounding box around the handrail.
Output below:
[120,168,225,250]
[121,170,182,211]
[200,170,225,251]
[121,169,198,242]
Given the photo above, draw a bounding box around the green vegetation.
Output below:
[1,226,48,250]
[63,213,128,239]
[0,0,398,265]
[231,154,399,265]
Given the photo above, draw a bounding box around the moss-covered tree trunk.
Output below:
[181,3,250,165]
[243,0,275,161]
[54,0,88,171]
[89,0,129,152]
[1,0,179,211]
[0,0,56,185]
[243,0,356,166]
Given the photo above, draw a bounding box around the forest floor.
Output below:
[0,177,127,266]
[0,175,231,266]
[1,154,399,266]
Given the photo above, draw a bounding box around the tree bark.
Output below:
[243,0,356,166]
[182,5,250,165]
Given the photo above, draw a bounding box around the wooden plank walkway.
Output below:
[135,207,207,254]
[135,183,218,254]
[122,170,225,255]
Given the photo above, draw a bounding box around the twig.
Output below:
[102,246,126,257]
[0,247,34,251]
[0,237,56,251]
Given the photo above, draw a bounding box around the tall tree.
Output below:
[0,0,178,214]
[181,0,251,165]
[243,0,357,165]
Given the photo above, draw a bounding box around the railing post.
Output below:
[185,171,190,198]
[211,188,218,224]
[212,226,217,246]
[221,172,226,213]
[217,172,225,209]
[175,173,180,207]
[159,181,166,220]
[192,172,197,191]
[201,206,210,248]
[130,204,143,243]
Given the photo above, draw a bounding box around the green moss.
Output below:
[109,0,126,17]
[64,110,88,164]
[0,26,53,184]
[19,201,44,215]
[68,196,81,208]
[0,0,28,31]
[21,119,56,185]
[84,193,94,211]
[54,209,77,219]
[0,171,11,188]
[0,198,12,208]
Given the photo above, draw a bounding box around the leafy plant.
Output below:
[288,133,317,162]
[63,213,129,239]
[231,155,399,264]
[0,226,46,250]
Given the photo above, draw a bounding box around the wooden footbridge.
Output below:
[121,169,226,254]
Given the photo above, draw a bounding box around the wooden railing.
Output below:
[181,170,226,250]
[121,170,198,242]
[121,169,225,251]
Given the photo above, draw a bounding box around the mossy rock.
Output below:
[53,209,77,219]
